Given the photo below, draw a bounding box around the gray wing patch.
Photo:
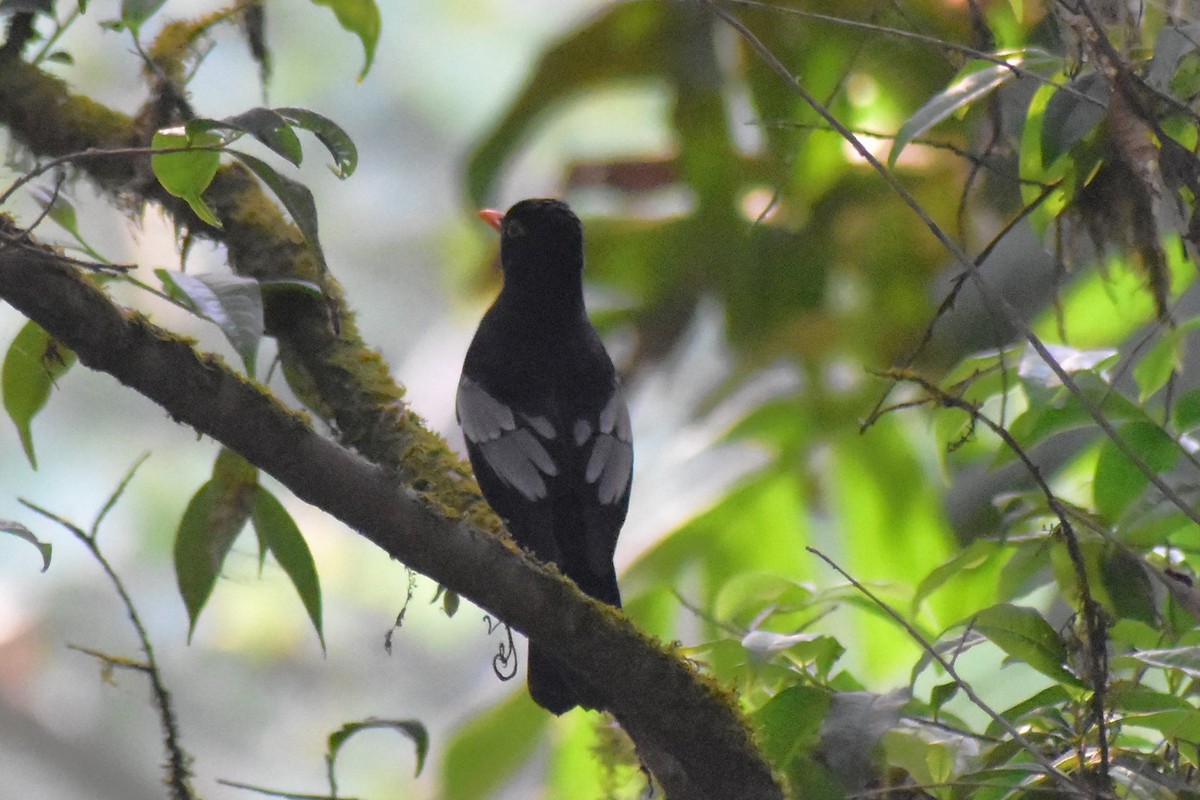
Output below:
[584,391,633,504]
[457,376,558,500]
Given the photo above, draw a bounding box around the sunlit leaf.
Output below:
[252,488,324,650]
[973,603,1082,687]
[2,321,76,469]
[156,269,264,374]
[151,129,222,227]
[0,519,52,571]
[328,718,428,778]
[890,55,1029,167]
[174,448,259,639]
[309,0,379,81]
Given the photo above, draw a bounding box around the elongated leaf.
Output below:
[973,603,1082,686]
[1118,646,1200,680]
[310,0,379,81]
[327,718,428,779]
[1,519,52,571]
[252,488,324,649]
[230,150,326,272]
[152,130,222,227]
[156,269,264,374]
[276,107,358,177]
[2,320,76,469]
[174,448,259,639]
[1039,70,1108,167]
[890,57,1025,167]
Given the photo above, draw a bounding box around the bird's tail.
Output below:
[527,644,598,715]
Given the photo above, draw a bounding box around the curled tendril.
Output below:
[483,615,518,681]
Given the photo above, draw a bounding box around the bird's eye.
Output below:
[505,219,526,238]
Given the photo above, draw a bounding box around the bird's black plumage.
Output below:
[457,198,632,714]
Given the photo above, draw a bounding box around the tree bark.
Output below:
[0,234,783,799]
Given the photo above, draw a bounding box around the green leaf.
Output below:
[890,55,1028,167]
[229,150,326,272]
[443,690,549,800]
[276,107,358,178]
[1147,24,1200,91]
[1117,646,1200,681]
[327,718,428,780]
[2,321,76,469]
[752,685,830,766]
[117,0,165,31]
[1039,71,1108,168]
[1,519,52,571]
[1093,421,1181,521]
[309,0,380,81]
[173,448,259,639]
[189,108,304,167]
[442,589,459,618]
[32,189,108,262]
[913,539,1003,611]
[252,488,324,650]
[156,270,263,374]
[1174,387,1200,432]
[973,603,1083,687]
[151,129,222,227]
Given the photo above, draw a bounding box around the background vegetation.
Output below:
[2,0,1199,798]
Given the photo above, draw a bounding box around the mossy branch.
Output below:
[0,231,783,800]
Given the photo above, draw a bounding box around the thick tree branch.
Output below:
[0,235,782,799]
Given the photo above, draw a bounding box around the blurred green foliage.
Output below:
[10,0,1200,798]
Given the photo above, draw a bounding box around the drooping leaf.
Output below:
[0,519,52,571]
[151,129,223,227]
[32,188,108,262]
[189,108,304,167]
[174,448,259,639]
[890,54,1031,167]
[252,487,324,650]
[2,320,76,469]
[327,718,428,780]
[973,603,1082,687]
[1039,70,1108,168]
[309,0,379,81]
[229,150,326,272]
[156,269,264,374]
[275,107,358,177]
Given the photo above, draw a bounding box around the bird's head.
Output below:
[479,198,584,285]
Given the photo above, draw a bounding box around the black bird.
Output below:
[457,198,633,714]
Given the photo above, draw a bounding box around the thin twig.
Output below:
[19,456,195,800]
[807,545,1087,795]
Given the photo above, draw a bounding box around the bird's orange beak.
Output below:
[478,208,504,232]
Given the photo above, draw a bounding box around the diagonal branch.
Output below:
[0,231,783,800]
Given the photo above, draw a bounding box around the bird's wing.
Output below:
[457,375,558,501]
[580,389,633,506]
